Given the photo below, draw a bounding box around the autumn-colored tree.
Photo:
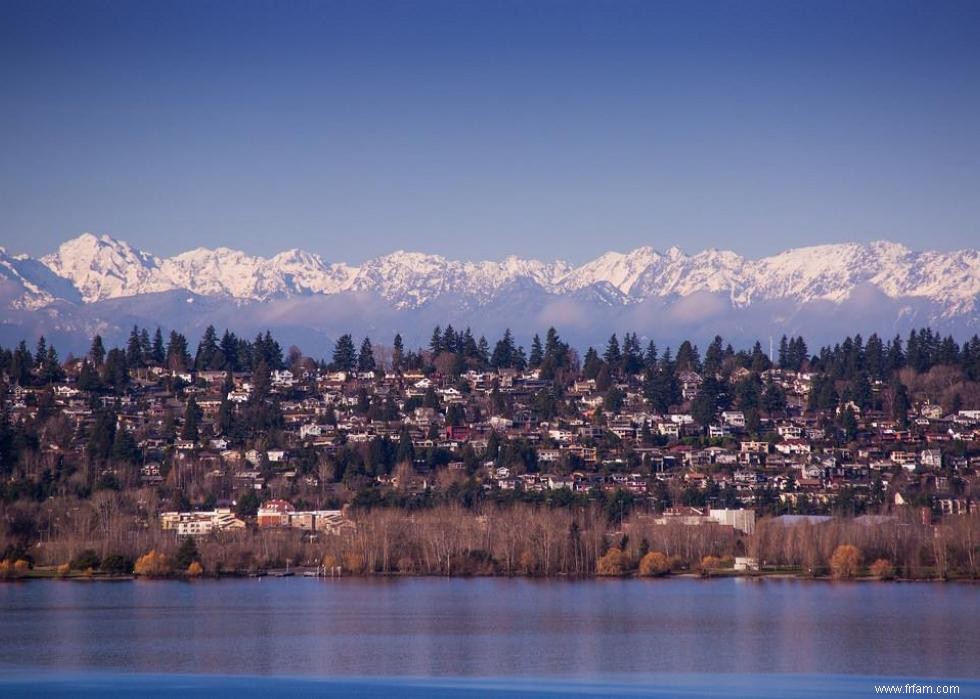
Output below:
[700,555,722,573]
[596,547,629,576]
[830,544,861,579]
[56,563,71,578]
[343,552,366,574]
[14,559,29,574]
[639,551,670,577]
[187,561,204,577]
[134,550,171,577]
[870,558,895,580]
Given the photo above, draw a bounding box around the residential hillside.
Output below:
[0,324,978,579]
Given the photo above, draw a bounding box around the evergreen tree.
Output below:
[110,427,140,464]
[182,396,203,441]
[175,537,201,570]
[476,336,491,366]
[195,325,221,371]
[643,367,680,413]
[331,334,357,372]
[529,334,544,369]
[490,329,517,369]
[603,334,621,370]
[582,347,603,380]
[139,328,152,361]
[762,377,787,415]
[778,335,790,369]
[396,425,415,463]
[219,331,239,372]
[77,360,101,392]
[675,340,700,373]
[644,341,658,370]
[89,335,106,367]
[703,336,725,377]
[151,327,166,364]
[126,326,144,367]
[392,333,404,372]
[622,333,643,375]
[103,349,130,394]
[839,406,859,442]
[40,345,64,384]
[429,326,443,355]
[891,381,911,427]
[35,336,48,367]
[11,341,33,385]
[165,331,191,371]
[86,409,117,461]
[358,337,376,372]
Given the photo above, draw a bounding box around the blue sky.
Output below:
[1,0,978,262]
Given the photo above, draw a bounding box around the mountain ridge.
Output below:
[18,233,980,314]
[2,232,977,354]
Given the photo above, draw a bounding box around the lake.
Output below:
[0,577,977,696]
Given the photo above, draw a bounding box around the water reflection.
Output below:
[0,578,976,679]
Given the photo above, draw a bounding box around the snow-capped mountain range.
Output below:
[1,232,978,353]
[3,232,977,313]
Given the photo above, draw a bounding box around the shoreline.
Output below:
[4,567,976,584]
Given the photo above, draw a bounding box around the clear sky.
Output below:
[1,0,978,262]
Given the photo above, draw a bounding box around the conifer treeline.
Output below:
[3,324,979,387]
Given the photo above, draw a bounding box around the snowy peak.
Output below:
[7,234,979,317]
[41,233,166,303]
[562,246,663,295]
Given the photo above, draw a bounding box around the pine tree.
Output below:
[603,334,621,370]
[582,347,603,380]
[139,328,152,361]
[40,345,64,384]
[86,409,117,461]
[126,326,144,367]
[622,333,643,374]
[490,329,517,369]
[166,331,190,371]
[442,325,457,354]
[644,341,658,370]
[89,335,106,367]
[182,396,202,441]
[331,334,357,372]
[152,328,166,364]
[429,326,443,355]
[529,335,544,369]
[195,325,220,371]
[358,337,376,372]
[477,336,491,366]
[110,427,139,464]
[35,336,48,367]
[778,335,790,369]
[675,340,700,373]
[392,333,404,372]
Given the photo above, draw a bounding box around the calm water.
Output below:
[0,577,977,696]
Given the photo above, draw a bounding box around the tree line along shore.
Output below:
[2,502,977,582]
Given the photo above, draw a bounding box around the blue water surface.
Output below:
[0,577,976,697]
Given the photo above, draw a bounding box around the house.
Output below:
[721,411,746,428]
[160,509,245,537]
[257,499,295,527]
[300,423,323,439]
